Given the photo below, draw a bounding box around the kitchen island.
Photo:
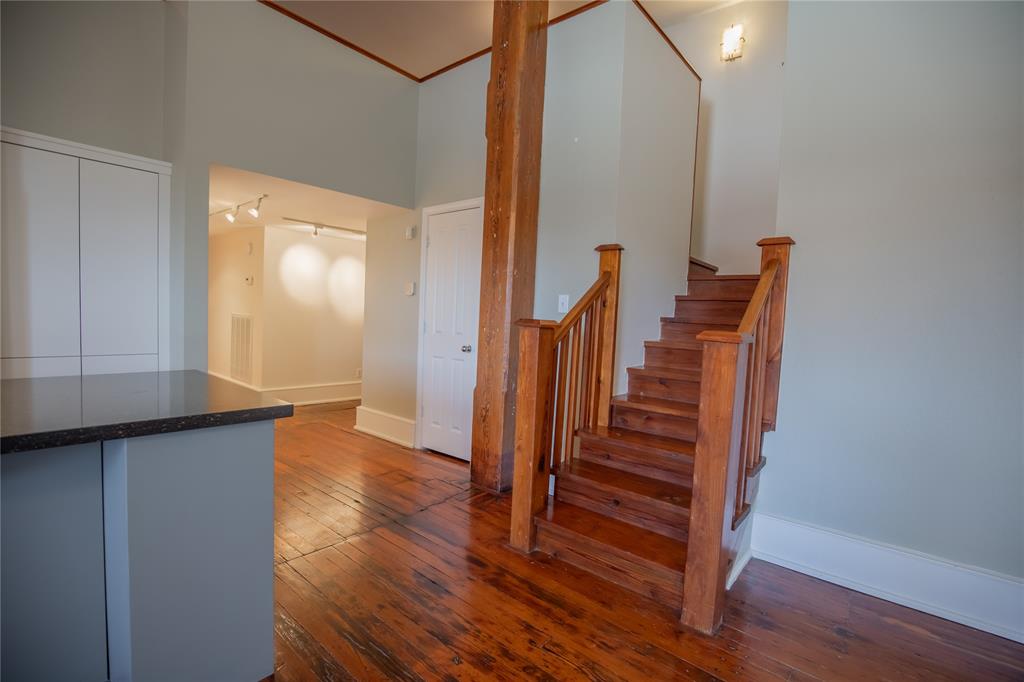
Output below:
[1,370,292,682]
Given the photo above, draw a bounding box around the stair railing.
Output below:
[509,244,623,552]
[681,236,794,635]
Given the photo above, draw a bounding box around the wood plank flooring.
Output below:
[271,406,1024,681]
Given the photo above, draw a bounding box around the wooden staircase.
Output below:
[510,239,795,636]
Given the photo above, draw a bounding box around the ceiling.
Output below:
[269,0,719,81]
[208,164,408,236]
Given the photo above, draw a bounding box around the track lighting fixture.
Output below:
[208,194,268,223]
[281,216,366,241]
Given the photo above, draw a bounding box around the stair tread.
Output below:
[628,365,702,382]
[579,425,695,456]
[562,460,692,509]
[537,501,687,572]
[674,294,751,302]
[687,273,760,281]
[612,394,699,419]
[660,317,737,327]
[644,339,703,351]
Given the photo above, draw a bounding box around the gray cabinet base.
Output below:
[103,421,275,682]
[1,443,109,682]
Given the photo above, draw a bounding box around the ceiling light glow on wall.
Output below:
[721,24,745,62]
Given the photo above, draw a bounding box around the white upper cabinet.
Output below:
[79,159,159,357]
[1,143,82,360]
[0,129,171,378]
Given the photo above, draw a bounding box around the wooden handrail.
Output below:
[553,272,610,343]
[509,244,623,552]
[681,237,793,635]
[736,259,779,337]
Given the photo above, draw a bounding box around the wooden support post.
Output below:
[755,236,795,431]
[509,321,557,552]
[594,244,623,427]
[681,331,749,635]
[471,0,550,492]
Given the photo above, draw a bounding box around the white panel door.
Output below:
[1,142,81,362]
[79,159,159,357]
[420,206,483,460]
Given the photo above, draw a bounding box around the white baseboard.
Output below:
[263,381,360,406]
[354,406,415,448]
[751,512,1024,643]
[207,372,360,407]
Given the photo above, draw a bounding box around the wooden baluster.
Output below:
[756,237,795,431]
[579,306,595,435]
[551,338,569,472]
[589,296,606,428]
[564,323,582,466]
[510,320,557,552]
[682,331,749,635]
[751,307,770,472]
[594,245,623,427]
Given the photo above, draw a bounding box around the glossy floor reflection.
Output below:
[271,405,1024,681]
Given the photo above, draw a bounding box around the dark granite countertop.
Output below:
[1,370,293,454]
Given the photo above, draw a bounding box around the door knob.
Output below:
[461,345,473,353]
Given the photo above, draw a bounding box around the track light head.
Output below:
[225,208,237,223]
[311,225,320,238]
[247,196,262,219]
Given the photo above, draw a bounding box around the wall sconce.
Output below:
[721,24,745,62]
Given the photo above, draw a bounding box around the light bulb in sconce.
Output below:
[225,208,237,223]
[722,24,745,62]
[248,196,262,219]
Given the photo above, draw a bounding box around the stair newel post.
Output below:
[681,330,750,635]
[509,320,558,552]
[755,236,795,431]
[594,244,624,428]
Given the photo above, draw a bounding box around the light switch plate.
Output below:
[558,294,570,314]
[404,281,416,296]
[405,226,416,240]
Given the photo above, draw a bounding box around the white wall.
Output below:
[1,1,167,160]
[261,228,365,400]
[534,2,625,320]
[361,211,421,420]
[764,1,1024,578]
[668,1,788,275]
[613,5,699,389]
[166,1,419,371]
[208,227,265,386]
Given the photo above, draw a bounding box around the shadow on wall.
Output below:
[690,98,713,267]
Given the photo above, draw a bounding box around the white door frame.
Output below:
[413,196,485,452]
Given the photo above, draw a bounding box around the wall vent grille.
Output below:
[230,313,254,384]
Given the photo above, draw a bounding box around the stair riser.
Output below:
[685,279,757,300]
[627,374,700,403]
[645,346,702,368]
[673,300,746,325]
[578,438,693,486]
[611,406,697,440]
[660,321,734,343]
[535,522,683,604]
[555,478,688,542]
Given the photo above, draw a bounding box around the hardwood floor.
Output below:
[271,406,1024,681]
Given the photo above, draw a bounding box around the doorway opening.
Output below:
[207,163,405,407]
